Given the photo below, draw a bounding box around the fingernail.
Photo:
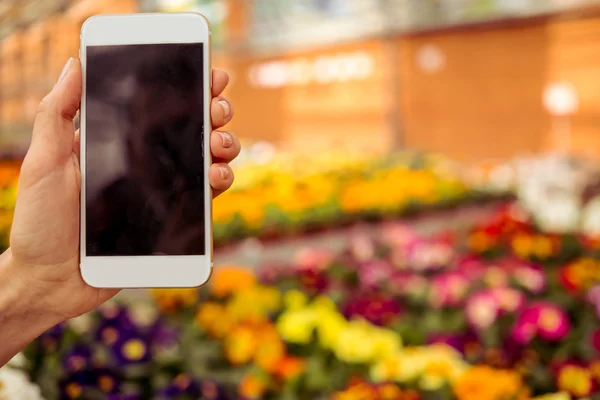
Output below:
[57,58,74,84]
[218,99,231,119]
[218,165,230,180]
[219,131,233,148]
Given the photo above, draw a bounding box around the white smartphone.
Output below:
[79,13,213,288]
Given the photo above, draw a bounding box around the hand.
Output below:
[0,58,240,364]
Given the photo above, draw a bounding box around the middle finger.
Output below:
[211,96,233,129]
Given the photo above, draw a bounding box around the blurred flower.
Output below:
[334,320,380,364]
[453,365,528,400]
[429,272,470,308]
[348,232,376,262]
[94,368,120,395]
[512,302,570,344]
[483,265,509,288]
[379,222,418,249]
[150,288,198,312]
[253,324,286,373]
[406,240,454,272]
[531,394,570,400]
[467,229,499,254]
[513,262,546,294]
[489,287,525,313]
[560,258,599,293]
[465,291,499,330]
[389,273,429,300]
[556,363,594,398]
[283,289,308,311]
[239,372,268,400]
[297,267,328,292]
[195,302,233,338]
[149,321,179,353]
[210,267,256,298]
[226,284,281,324]
[113,334,150,365]
[592,329,600,353]
[157,374,201,399]
[511,233,557,260]
[63,344,92,373]
[38,323,64,353]
[0,363,45,400]
[276,307,317,345]
[359,260,395,290]
[274,357,305,381]
[343,295,402,326]
[224,323,259,366]
[587,285,600,318]
[294,248,335,271]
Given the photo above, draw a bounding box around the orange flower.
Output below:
[454,366,528,400]
[195,302,233,338]
[224,323,260,366]
[254,325,286,373]
[239,373,268,400]
[275,357,306,381]
[210,267,256,298]
[151,288,198,312]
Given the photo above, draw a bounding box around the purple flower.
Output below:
[60,371,96,399]
[38,323,64,352]
[157,374,201,399]
[63,344,92,373]
[149,322,179,353]
[112,333,151,365]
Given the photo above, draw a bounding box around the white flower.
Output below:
[583,196,600,236]
[0,362,44,400]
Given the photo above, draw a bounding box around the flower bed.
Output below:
[20,205,600,399]
[0,151,493,250]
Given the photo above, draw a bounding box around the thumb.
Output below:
[29,58,82,164]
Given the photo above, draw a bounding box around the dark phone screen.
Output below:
[85,43,206,257]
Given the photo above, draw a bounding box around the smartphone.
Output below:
[79,13,213,288]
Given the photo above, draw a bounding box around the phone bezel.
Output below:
[79,13,213,288]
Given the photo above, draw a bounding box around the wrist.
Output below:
[0,249,59,365]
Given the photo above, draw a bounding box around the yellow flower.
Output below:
[276,308,317,345]
[532,393,570,400]
[333,320,378,364]
[151,288,197,312]
[370,328,402,362]
[210,267,256,298]
[557,365,593,398]
[283,290,308,311]
[227,285,281,324]
[224,324,259,365]
[315,311,347,350]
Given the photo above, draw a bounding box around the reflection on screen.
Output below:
[85,43,206,257]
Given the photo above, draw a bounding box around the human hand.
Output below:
[0,58,240,364]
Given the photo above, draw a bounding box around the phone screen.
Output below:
[85,43,206,257]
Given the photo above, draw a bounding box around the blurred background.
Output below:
[2,1,600,399]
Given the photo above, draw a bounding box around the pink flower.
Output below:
[592,329,600,353]
[465,291,500,330]
[536,302,570,341]
[512,302,571,344]
[379,222,418,248]
[511,306,539,344]
[489,287,525,313]
[358,260,394,289]
[456,256,487,280]
[348,232,376,262]
[406,240,455,272]
[389,273,429,299]
[429,272,471,309]
[513,263,546,294]
[587,285,600,318]
[294,248,334,272]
